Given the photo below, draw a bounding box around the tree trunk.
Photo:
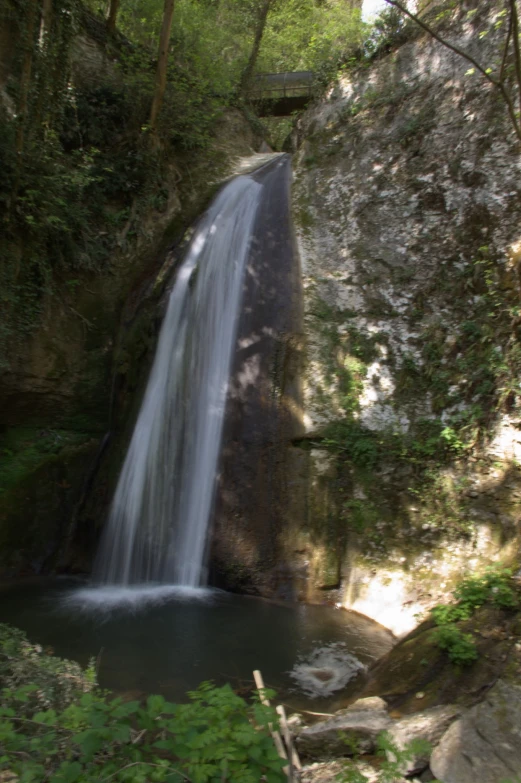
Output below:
[240,0,272,96]
[106,0,120,34]
[16,0,39,154]
[149,0,176,133]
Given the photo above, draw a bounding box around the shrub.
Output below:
[0,623,96,713]
[0,624,285,783]
[337,731,431,782]
[429,567,519,666]
[431,567,519,626]
[431,625,478,666]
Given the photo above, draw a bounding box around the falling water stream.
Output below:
[0,157,396,705]
[94,174,262,586]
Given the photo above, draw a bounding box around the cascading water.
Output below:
[93,174,262,587]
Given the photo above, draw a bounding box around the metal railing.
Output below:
[251,71,315,100]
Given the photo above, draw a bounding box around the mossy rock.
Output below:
[0,434,99,576]
[340,606,521,715]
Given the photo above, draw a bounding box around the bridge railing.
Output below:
[251,71,315,101]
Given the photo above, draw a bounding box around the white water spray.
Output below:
[94,175,261,587]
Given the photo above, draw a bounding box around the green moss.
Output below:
[0,437,99,573]
[0,428,92,494]
[357,604,521,712]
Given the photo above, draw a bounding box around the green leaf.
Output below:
[75,729,104,759]
[147,694,166,716]
[33,710,57,725]
[54,761,83,783]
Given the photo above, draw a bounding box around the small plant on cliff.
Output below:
[429,567,519,666]
[431,567,519,626]
[336,731,431,782]
[431,625,479,666]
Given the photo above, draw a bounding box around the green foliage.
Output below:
[0,625,285,783]
[413,222,521,456]
[258,0,364,76]
[343,498,379,533]
[336,731,431,782]
[360,4,415,61]
[0,0,233,356]
[429,568,519,665]
[430,625,478,666]
[431,567,519,626]
[0,624,96,714]
[321,420,380,468]
[0,0,366,353]
[320,415,466,472]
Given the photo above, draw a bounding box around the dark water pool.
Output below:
[0,580,394,708]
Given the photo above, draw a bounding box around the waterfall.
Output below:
[93,174,262,587]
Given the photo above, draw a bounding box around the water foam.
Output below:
[60,584,217,614]
[289,642,365,698]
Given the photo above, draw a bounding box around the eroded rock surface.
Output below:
[287,0,521,624]
[387,705,460,775]
[430,680,521,783]
[297,696,391,759]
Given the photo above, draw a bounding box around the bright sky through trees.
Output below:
[362,0,386,20]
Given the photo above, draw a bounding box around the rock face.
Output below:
[297,697,391,759]
[286,0,521,625]
[0,10,261,577]
[297,695,462,780]
[387,705,460,775]
[430,680,521,783]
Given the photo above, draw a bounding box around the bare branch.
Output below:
[497,79,521,140]
[101,762,192,783]
[499,6,513,83]
[383,0,521,141]
[510,0,521,114]
[383,0,500,86]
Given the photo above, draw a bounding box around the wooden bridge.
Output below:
[251,71,314,116]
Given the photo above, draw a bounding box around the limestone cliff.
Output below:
[289,0,521,632]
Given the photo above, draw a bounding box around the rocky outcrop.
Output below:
[430,680,521,783]
[297,694,460,780]
[297,697,391,759]
[298,673,521,782]
[287,0,521,625]
[386,705,460,776]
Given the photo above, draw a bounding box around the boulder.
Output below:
[430,680,521,782]
[386,704,460,775]
[296,697,391,759]
[301,759,408,783]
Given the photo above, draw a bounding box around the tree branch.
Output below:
[384,0,500,86]
[510,0,521,116]
[383,0,521,141]
[499,6,513,83]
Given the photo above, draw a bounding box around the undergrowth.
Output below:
[430,567,519,665]
[337,731,430,783]
[0,624,285,783]
[0,1,232,368]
